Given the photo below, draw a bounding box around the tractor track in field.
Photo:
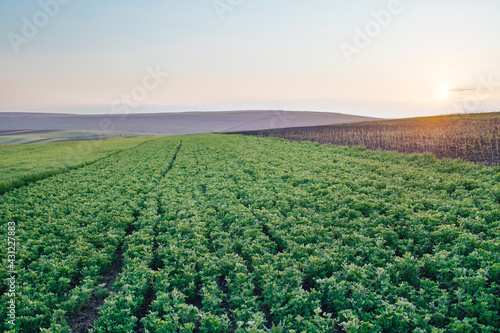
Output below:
[68,140,183,333]
[132,195,164,333]
[201,171,279,328]
[68,222,136,333]
[217,275,237,332]
[261,223,285,253]
[230,174,342,329]
[134,141,182,333]
[1,139,153,196]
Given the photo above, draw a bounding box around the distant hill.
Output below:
[0,129,157,145]
[0,111,380,135]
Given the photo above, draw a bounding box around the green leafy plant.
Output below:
[264,320,286,333]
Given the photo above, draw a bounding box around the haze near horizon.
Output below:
[1,0,499,118]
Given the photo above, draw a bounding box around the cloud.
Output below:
[449,87,477,93]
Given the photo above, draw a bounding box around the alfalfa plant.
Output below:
[264,320,286,333]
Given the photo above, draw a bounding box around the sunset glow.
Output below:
[0,0,499,118]
[441,87,450,98]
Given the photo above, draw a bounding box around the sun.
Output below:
[440,87,450,98]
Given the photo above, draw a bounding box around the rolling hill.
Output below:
[0,111,379,135]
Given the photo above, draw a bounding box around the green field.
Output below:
[1,135,500,332]
[0,129,157,145]
[0,137,152,194]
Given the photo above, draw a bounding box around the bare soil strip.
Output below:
[218,275,237,332]
[134,142,183,332]
[68,223,136,332]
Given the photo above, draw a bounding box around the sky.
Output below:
[0,0,499,118]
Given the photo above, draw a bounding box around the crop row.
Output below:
[0,137,152,195]
[0,137,181,332]
[153,135,500,332]
[2,133,500,332]
[89,134,500,332]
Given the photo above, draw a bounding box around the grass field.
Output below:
[0,137,152,195]
[1,134,499,332]
[231,112,500,166]
[0,129,157,145]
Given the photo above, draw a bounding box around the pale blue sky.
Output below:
[1,0,499,117]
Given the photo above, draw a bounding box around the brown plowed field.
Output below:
[230,112,500,166]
